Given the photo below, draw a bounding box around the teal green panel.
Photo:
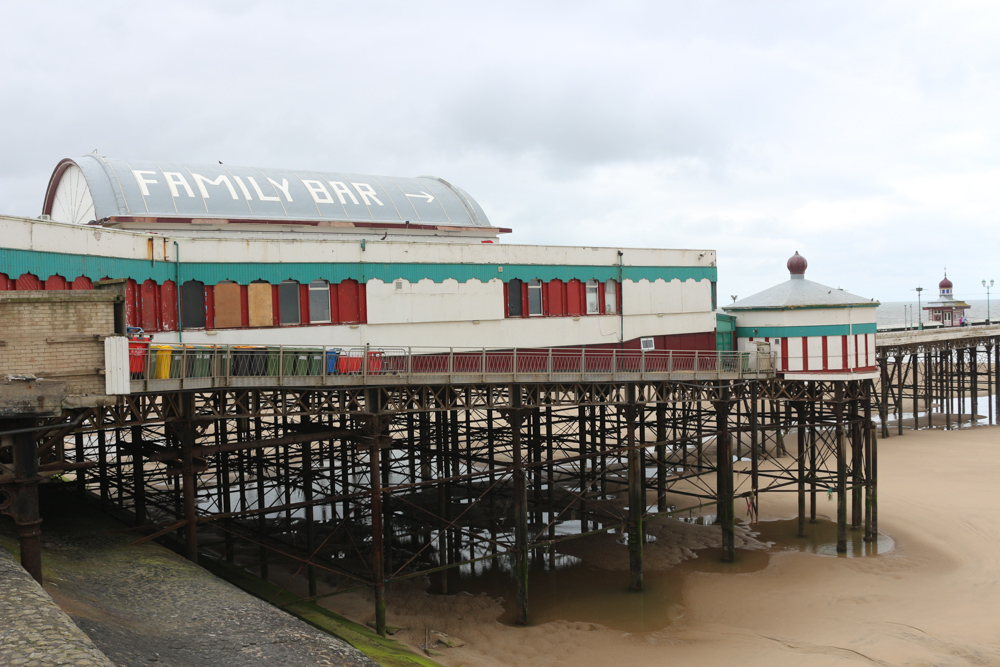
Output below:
[735,323,877,338]
[1,248,717,286]
[715,313,736,332]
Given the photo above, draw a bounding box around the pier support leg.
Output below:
[796,400,807,538]
[626,385,643,591]
[714,385,735,562]
[1,421,43,584]
[834,385,847,554]
[864,386,874,543]
[510,387,529,625]
[369,421,387,637]
[178,394,199,564]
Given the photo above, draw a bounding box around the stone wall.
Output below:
[0,291,120,405]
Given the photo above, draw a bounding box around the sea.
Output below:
[877,298,993,330]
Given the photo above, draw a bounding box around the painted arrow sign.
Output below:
[405,191,435,204]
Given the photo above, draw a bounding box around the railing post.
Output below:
[278,346,284,384]
[448,347,454,382]
[581,347,586,377]
[694,350,699,372]
[547,347,553,376]
[668,350,673,373]
[513,348,518,378]
[483,348,487,381]
[640,349,646,376]
[407,347,413,378]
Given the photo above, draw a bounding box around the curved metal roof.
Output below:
[43,155,493,228]
[725,277,877,310]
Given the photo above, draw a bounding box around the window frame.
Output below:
[278,280,300,325]
[527,279,543,316]
[308,279,331,323]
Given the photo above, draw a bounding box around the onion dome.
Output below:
[939,273,953,290]
[787,251,807,278]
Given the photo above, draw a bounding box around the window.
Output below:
[214,281,242,328]
[180,280,205,329]
[279,280,300,325]
[309,280,331,323]
[508,279,523,317]
[604,280,618,314]
[586,280,600,314]
[527,279,543,316]
[248,281,273,327]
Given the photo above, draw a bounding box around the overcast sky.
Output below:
[2,1,999,303]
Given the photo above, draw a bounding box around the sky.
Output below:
[2,1,999,304]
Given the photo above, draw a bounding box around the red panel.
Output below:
[240,285,250,327]
[271,285,280,326]
[125,279,140,329]
[16,273,41,290]
[141,279,159,332]
[160,280,178,331]
[842,336,848,367]
[71,276,93,290]
[44,275,69,290]
[329,282,340,323]
[854,335,860,369]
[0,274,11,291]
[521,282,529,317]
[781,338,789,371]
[338,279,361,323]
[204,285,215,330]
[548,279,564,317]
[358,282,367,323]
[566,279,582,316]
[801,338,809,371]
[299,283,310,324]
[822,336,829,370]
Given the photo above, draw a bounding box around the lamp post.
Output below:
[915,287,924,330]
[984,279,994,324]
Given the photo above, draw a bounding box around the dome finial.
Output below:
[787,251,807,278]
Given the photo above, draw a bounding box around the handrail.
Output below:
[124,343,777,389]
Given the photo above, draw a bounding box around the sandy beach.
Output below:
[314,424,1000,666]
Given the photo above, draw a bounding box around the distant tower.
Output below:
[924,270,969,326]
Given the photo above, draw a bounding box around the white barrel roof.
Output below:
[43,155,493,229]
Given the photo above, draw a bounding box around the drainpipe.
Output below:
[618,250,624,347]
[174,241,183,343]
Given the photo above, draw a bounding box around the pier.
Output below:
[4,295,999,635]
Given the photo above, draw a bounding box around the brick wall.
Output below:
[0,291,120,397]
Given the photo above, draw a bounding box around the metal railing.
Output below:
[126,343,776,389]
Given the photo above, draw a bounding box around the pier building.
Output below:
[724,252,878,379]
[923,271,969,326]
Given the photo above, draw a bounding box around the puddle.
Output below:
[752,518,894,558]
[427,518,892,632]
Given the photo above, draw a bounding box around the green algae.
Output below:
[202,557,445,667]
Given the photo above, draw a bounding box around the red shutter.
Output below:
[801,338,809,371]
[822,336,829,370]
[330,282,340,323]
[71,276,93,290]
[44,275,69,290]
[299,283,310,324]
[16,274,41,290]
[566,280,582,316]
[271,284,280,326]
[240,285,250,327]
[548,279,564,316]
[780,338,789,371]
[339,279,360,323]
[141,280,158,332]
[358,282,367,323]
[0,274,11,290]
[125,279,140,329]
[503,282,510,318]
[160,281,178,331]
[204,285,215,330]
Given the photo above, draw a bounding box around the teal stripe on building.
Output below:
[0,248,718,285]
[735,323,877,338]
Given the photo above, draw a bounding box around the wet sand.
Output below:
[314,425,1000,666]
